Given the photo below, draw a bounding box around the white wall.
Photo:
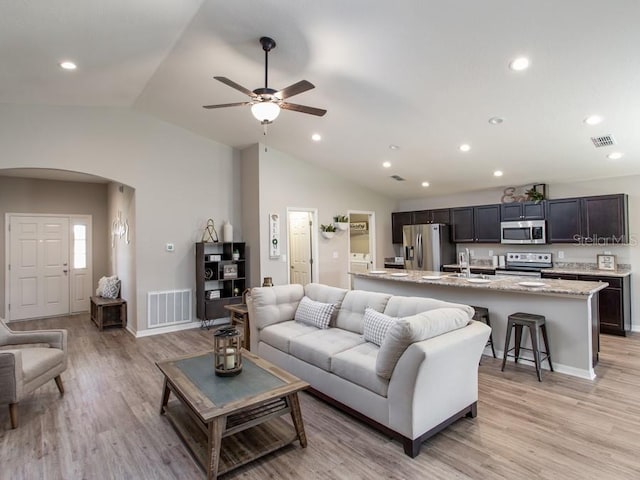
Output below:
[242,144,396,289]
[397,176,640,328]
[0,104,241,333]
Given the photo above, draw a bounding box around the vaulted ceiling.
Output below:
[2,1,639,198]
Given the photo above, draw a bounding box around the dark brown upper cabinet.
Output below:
[451,204,501,243]
[391,212,412,244]
[500,201,546,221]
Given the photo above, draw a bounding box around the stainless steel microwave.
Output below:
[500,220,546,244]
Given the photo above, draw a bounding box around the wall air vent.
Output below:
[390,175,406,181]
[591,135,616,148]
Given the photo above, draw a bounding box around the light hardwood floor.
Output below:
[1,315,639,479]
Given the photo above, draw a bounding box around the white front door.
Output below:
[9,216,70,320]
[288,211,313,286]
[70,216,92,313]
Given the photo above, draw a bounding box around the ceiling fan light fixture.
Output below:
[251,102,280,123]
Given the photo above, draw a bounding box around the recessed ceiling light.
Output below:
[488,117,504,125]
[607,152,623,160]
[459,144,471,152]
[421,181,430,187]
[493,170,503,177]
[509,57,529,71]
[584,115,603,126]
[311,133,322,141]
[382,161,391,168]
[59,61,77,70]
[389,144,399,150]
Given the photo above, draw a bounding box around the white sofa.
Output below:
[247,283,491,457]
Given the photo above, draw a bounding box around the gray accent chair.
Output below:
[0,318,68,429]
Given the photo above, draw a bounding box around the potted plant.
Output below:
[333,215,349,231]
[232,249,240,261]
[525,188,544,203]
[320,223,337,239]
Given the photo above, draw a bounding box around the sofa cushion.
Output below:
[294,296,335,329]
[362,308,398,346]
[260,321,319,353]
[304,283,348,326]
[331,342,389,397]
[383,296,474,318]
[335,290,391,333]
[250,285,305,330]
[289,329,365,372]
[376,308,472,379]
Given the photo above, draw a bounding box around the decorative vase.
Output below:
[335,222,349,231]
[223,221,233,243]
[321,231,335,239]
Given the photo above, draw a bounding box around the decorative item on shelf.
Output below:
[201,219,219,243]
[223,221,233,243]
[320,223,336,239]
[206,290,221,300]
[597,254,617,271]
[262,277,273,287]
[213,326,242,376]
[501,183,546,204]
[223,264,238,279]
[333,215,349,231]
[206,254,222,262]
[232,249,240,261]
[233,287,240,297]
[204,267,214,280]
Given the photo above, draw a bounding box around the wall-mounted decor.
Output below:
[269,213,280,258]
[111,210,130,247]
[333,215,349,231]
[597,254,617,271]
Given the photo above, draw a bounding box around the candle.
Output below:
[225,348,236,369]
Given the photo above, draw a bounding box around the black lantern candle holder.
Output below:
[213,326,243,376]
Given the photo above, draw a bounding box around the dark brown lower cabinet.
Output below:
[541,272,631,336]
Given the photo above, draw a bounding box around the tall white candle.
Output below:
[225,348,236,369]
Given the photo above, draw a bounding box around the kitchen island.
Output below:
[352,270,608,379]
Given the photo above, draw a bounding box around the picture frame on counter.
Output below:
[597,254,617,271]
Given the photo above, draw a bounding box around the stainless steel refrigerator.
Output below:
[403,224,455,271]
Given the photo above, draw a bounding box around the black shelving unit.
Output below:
[195,242,247,326]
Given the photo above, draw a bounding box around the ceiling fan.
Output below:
[203,36,327,124]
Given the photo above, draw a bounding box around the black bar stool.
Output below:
[471,306,496,358]
[501,312,553,381]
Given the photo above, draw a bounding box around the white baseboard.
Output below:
[631,325,639,333]
[483,347,595,380]
[135,321,201,338]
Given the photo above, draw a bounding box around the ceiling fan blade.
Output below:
[213,76,258,98]
[202,102,250,109]
[281,102,327,117]
[276,80,315,99]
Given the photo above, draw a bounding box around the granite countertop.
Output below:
[352,269,608,296]
[442,262,631,278]
[546,264,631,278]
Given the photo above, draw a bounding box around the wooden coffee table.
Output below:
[156,349,308,480]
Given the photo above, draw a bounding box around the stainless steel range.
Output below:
[496,252,553,277]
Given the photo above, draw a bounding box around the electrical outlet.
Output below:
[604,250,612,255]
[488,250,494,257]
[166,243,174,252]
[558,251,564,259]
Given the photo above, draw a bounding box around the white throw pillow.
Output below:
[102,277,121,299]
[376,307,471,379]
[362,307,398,346]
[294,296,335,329]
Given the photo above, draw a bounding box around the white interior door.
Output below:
[8,216,70,320]
[288,211,313,286]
